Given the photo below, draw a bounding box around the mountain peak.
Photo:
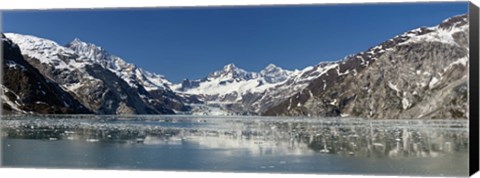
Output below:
[260,63,286,74]
[260,63,291,84]
[70,37,84,44]
[66,38,111,61]
[67,38,100,49]
[223,63,238,71]
[265,63,278,70]
[67,37,98,50]
[206,63,256,81]
[218,63,245,75]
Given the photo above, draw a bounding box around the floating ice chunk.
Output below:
[86,139,100,142]
[319,149,330,153]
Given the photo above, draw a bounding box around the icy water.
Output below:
[0,115,469,176]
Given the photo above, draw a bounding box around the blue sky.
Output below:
[2,2,468,82]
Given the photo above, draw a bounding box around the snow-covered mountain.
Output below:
[66,38,172,91]
[265,14,469,119]
[4,33,189,114]
[1,33,91,114]
[170,14,469,118]
[1,14,469,119]
[174,63,289,95]
[172,61,340,114]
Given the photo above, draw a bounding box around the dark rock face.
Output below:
[264,15,469,119]
[1,34,91,114]
[82,64,160,114]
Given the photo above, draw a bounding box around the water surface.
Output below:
[0,115,469,176]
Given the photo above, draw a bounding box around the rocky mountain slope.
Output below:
[264,14,469,119]
[4,34,191,114]
[1,33,91,114]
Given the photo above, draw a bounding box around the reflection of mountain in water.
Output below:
[1,116,468,158]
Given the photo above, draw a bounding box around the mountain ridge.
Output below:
[1,14,469,119]
[263,14,469,119]
[1,34,92,114]
[4,33,190,114]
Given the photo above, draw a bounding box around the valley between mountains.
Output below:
[1,14,469,119]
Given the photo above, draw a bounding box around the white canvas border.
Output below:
[0,0,478,178]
